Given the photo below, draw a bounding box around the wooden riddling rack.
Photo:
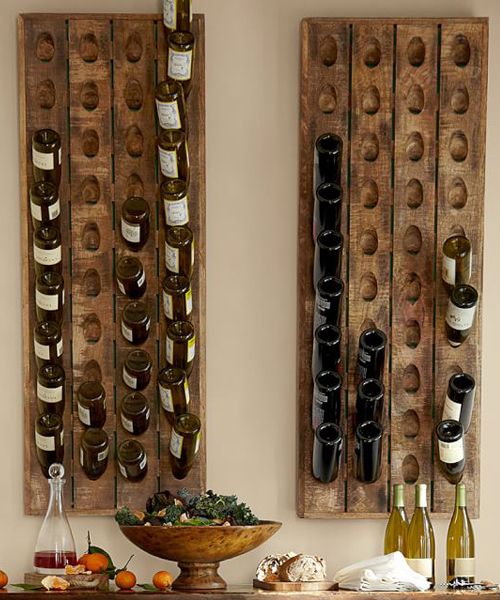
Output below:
[297,18,487,518]
[19,13,206,515]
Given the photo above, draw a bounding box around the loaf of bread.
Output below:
[255,553,297,582]
[278,554,327,582]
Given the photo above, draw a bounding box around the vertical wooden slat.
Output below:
[69,19,115,511]
[433,22,487,517]
[297,20,349,517]
[391,24,438,514]
[346,23,393,514]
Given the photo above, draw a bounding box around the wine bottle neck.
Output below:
[455,483,467,507]
[393,484,404,507]
[415,484,427,507]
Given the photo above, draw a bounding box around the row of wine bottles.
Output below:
[385,483,474,586]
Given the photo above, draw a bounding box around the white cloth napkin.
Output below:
[333,551,431,592]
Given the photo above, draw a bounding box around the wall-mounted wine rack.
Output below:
[19,13,206,515]
[297,18,487,518]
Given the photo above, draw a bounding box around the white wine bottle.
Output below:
[407,484,435,586]
[447,483,475,584]
[384,483,409,555]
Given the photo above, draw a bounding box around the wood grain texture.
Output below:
[20,13,206,515]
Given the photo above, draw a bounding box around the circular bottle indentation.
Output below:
[82,129,99,158]
[450,83,470,114]
[83,268,101,297]
[318,84,337,114]
[360,272,377,302]
[407,36,426,67]
[403,364,420,394]
[361,133,379,162]
[450,224,466,238]
[360,178,379,209]
[405,178,424,209]
[403,225,422,255]
[448,177,468,209]
[125,125,144,157]
[80,80,99,111]
[403,410,420,438]
[83,359,102,382]
[37,79,56,109]
[320,35,338,66]
[36,32,55,62]
[126,31,143,62]
[126,173,144,198]
[406,132,424,161]
[362,85,381,115]
[452,34,471,67]
[82,222,100,251]
[360,228,378,255]
[364,38,381,68]
[79,32,99,63]
[407,83,424,114]
[403,272,421,304]
[83,313,102,344]
[402,454,419,484]
[405,319,421,349]
[360,318,377,333]
[81,176,100,204]
[449,131,468,162]
[124,79,144,111]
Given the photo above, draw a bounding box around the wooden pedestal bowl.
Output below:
[119,520,281,591]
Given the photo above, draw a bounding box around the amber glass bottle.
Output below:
[123,349,152,391]
[170,412,201,479]
[155,80,187,133]
[37,363,65,416]
[162,274,192,321]
[33,225,62,276]
[117,439,148,481]
[120,392,151,435]
[163,0,192,32]
[77,381,106,428]
[36,271,64,324]
[161,178,189,227]
[80,428,109,481]
[35,413,64,478]
[34,321,63,368]
[165,226,194,278]
[158,130,189,182]
[121,301,151,345]
[121,197,151,251]
[158,366,190,423]
[30,181,60,230]
[32,129,61,188]
[167,31,195,97]
[116,256,146,299]
[166,321,195,376]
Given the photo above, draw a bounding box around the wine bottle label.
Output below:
[163,291,174,320]
[165,242,180,273]
[439,437,464,463]
[159,146,179,178]
[446,303,476,331]
[317,296,331,310]
[314,390,328,406]
[139,455,147,470]
[123,367,137,389]
[97,447,109,462]
[37,381,63,403]
[359,349,371,362]
[166,337,174,364]
[121,218,141,243]
[185,287,192,315]
[36,289,59,311]
[453,557,475,577]
[168,49,193,81]
[32,147,54,170]
[165,197,189,226]
[56,339,63,356]
[35,431,55,452]
[442,254,456,285]
[406,558,433,578]
[121,413,134,434]
[121,321,134,343]
[160,384,174,412]
[118,462,128,479]
[31,201,43,222]
[48,199,61,220]
[170,429,183,458]
[442,395,461,422]
[34,339,50,360]
[156,98,182,130]
[187,336,196,362]
[137,270,146,288]
[78,402,91,426]
[163,0,176,28]
[34,244,61,266]
[117,280,126,295]
[184,378,190,404]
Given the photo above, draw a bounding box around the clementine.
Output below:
[85,552,109,573]
[0,570,8,589]
[152,570,174,591]
[115,570,137,590]
[77,553,91,569]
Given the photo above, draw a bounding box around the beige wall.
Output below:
[0,0,498,586]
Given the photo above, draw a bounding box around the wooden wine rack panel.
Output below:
[19,13,206,515]
[297,18,487,519]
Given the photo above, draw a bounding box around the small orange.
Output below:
[84,552,109,574]
[77,553,91,569]
[115,570,137,590]
[152,570,174,591]
[0,570,8,589]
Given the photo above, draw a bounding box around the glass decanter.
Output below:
[33,463,77,574]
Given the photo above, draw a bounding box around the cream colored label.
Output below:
[34,339,50,360]
[160,385,174,412]
[156,98,182,130]
[165,196,189,226]
[123,367,137,389]
[121,219,141,243]
[170,429,183,458]
[317,296,331,310]
[36,289,59,311]
[439,437,464,463]
[34,244,61,266]
[97,447,109,462]
[37,381,63,403]
[165,242,180,273]
[442,395,461,422]
[168,48,193,81]
[35,431,55,452]
[159,146,179,178]
[117,280,126,295]
[446,302,476,331]
[185,287,192,314]
[163,0,176,28]
[118,462,128,478]
[121,321,134,343]
[184,378,190,405]
[48,199,60,220]
[56,339,63,356]
[32,147,54,170]
[121,413,134,433]
[78,402,91,426]
[188,336,196,362]
[454,557,475,577]
[163,290,174,320]
[406,558,433,578]
[31,201,42,222]
[166,337,174,364]
[442,255,456,285]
